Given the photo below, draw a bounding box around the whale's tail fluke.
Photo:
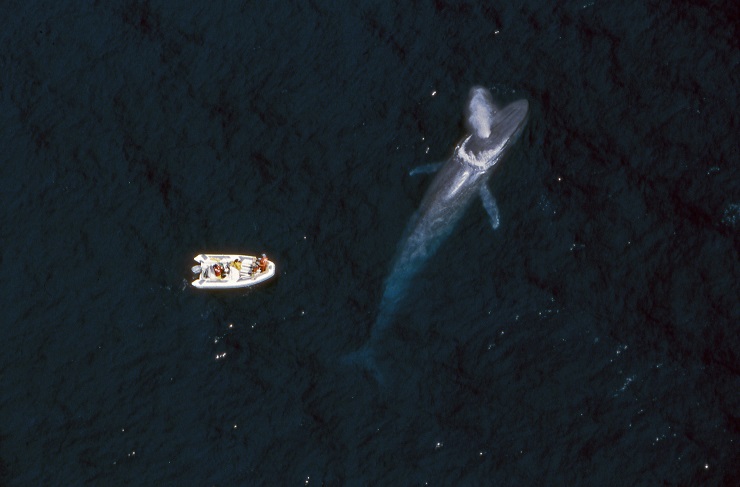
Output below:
[341,344,385,385]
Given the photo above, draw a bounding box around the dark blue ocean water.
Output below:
[1,1,738,485]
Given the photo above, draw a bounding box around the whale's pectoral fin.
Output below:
[479,184,501,230]
[409,161,444,176]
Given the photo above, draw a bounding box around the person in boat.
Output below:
[258,254,268,273]
[213,263,225,278]
[232,258,242,271]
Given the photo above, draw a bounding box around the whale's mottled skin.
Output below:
[347,87,529,381]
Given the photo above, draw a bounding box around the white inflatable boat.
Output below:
[191,253,275,289]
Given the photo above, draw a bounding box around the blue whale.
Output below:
[348,87,529,381]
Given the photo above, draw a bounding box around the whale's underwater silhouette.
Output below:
[346,86,529,382]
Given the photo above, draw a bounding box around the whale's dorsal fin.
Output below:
[479,184,500,230]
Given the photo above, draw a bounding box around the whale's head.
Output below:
[460,87,529,171]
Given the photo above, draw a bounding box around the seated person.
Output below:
[258,254,268,273]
